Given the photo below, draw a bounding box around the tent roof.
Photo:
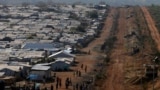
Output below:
[31,65,50,71]
[48,50,75,58]
[22,43,58,50]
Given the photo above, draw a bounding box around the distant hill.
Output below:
[0,0,160,6]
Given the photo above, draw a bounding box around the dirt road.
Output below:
[74,8,117,74]
[101,8,127,90]
[100,7,146,90]
[73,7,117,89]
[44,8,117,90]
[141,7,160,51]
[95,6,159,90]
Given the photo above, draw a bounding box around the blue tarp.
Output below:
[28,74,38,80]
[23,43,56,50]
[22,43,59,50]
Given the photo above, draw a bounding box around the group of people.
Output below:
[81,64,87,72]
[73,82,89,90]
[55,77,62,90]
[65,77,72,89]
[40,76,62,90]
[74,70,82,77]
[10,83,40,90]
[7,52,90,90]
[73,64,88,77]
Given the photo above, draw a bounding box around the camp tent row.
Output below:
[28,50,75,81]
[0,50,75,82]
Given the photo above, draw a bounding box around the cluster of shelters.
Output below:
[0,3,108,85]
[0,50,75,82]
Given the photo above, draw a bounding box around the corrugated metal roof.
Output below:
[31,64,50,71]
[22,43,57,50]
[48,50,75,58]
[0,64,23,72]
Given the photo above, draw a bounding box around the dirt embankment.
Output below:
[141,7,160,51]
[100,7,128,90]
[73,7,118,89]
[141,6,160,90]
[100,6,155,90]
[75,8,117,74]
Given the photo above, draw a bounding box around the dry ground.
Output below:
[17,6,159,90]
[34,8,117,90]
[141,7,160,51]
[141,6,160,90]
[41,6,156,90]
[100,6,155,90]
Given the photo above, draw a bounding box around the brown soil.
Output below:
[102,9,126,90]
[100,6,155,90]
[141,6,160,90]
[100,7,129,90]
[141,7,160,51]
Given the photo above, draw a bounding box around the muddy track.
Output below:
[141,7,160,51]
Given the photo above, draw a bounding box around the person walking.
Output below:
[76,83,79,90]
[56,82,58,90]
[78,71,81,77]
[59,78,62,88]
[88,50,91,55]
[69,78,72,86]
[81,64,83,70]
[44,87,47,90]
[65,80,69,89]
[51,84,54,90]
[85,66,87,72]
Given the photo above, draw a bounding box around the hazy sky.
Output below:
[0,0,160,6]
